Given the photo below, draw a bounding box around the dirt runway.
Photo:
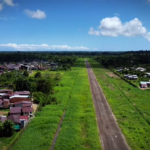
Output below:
[86,60,130,150]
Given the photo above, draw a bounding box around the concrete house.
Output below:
[10,107,21,115]
[9,95,30,103]
[22,107,33,116]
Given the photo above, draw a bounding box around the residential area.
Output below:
[0,89,35,130]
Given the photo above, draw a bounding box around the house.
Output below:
[14,91,30,96]
[9,95,31,103]
[124,74,138,80]
[20,116,29,127]
[0,89,13,95]
[50,62,58,70]
[12,101,32,108]
[140,81,150,88]
[10,107,21,115]
[19,64,30,71]
[136,67,146,72]
[7,115,21,130]
[3,99,10,108]
[22,107,33,116]
[0,116,7,123]
[146,73,150,77]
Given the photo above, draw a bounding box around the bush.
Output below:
[34,72,42,78]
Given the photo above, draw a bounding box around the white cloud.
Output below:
[89,27,100,36]
[89,17,150,42]
[144,32,150,42]
[0,17,7,20]
[0,43,90,51]
[114,13,119,16]
[24,9,46,19]
[147,0,150,2]
[3,0,16,6]
[0,3,3,11]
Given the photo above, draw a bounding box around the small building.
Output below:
[0,89,13,95]
[12,101,32,108]
[10,107,21,115]
[0,116,7,123]
[14,91,30,96]
[22,107,33,116]
[9,95,30,103]
[140,81,150,88]
[50,62,58,70]
[3,99,10,108]
[146,73,150,77]
[7,115,21,130]
[136,67,146,72]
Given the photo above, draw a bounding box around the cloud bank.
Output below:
[3,0,16,6]
[24,9,46,19]
[0,43,90,51]
[89,17,150,42]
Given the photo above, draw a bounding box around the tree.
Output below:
[34,72,41,78]
[3,120,14,137]
[36,78,54,94]
[23,70,29,77]
[14,77,31,91]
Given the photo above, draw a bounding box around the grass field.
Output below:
[54,59,101,150]
[10,59,101,150]
[30,70,65,78]
[88,58,150,150]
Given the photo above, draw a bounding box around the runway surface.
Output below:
[86,60,130,150]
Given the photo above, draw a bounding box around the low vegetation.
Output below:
[10,59,101,150]
[88,58,150,150]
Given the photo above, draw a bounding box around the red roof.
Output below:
[22,107,33,113]
[14,91,30,95]
[10,107,21,114]
[23,103,32,107]
[14,101,31,105]
[20,116,29,121]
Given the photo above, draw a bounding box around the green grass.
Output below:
[10,59,101,150]
[88,58,150,150]
[54,59,101,150]
[30,70,65,78]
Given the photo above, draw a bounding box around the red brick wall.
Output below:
[10,97,31,103]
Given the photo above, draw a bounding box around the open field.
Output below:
[30,70,65,78]
[54,59,101,150]
[10,59,101,150]
[88,58,150,150]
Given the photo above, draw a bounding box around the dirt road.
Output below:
[86,60,130,150]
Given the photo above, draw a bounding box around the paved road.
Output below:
[86,60,130,150]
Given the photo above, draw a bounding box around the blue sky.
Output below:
[0,0,150,51]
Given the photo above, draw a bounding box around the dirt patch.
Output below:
[32,104,38,113]
[0,111,8,116]
[106,72,119,78]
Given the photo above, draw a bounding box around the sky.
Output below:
[0,0,150,51]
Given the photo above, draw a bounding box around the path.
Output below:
[86,60,130,150]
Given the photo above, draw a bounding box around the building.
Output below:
[22,107,33,116]
[0,89,13,95]
[140,81,150,88]
[7,115,21,130]
[136,67,146,72]
[124,74,138,80]
[0,116,7,123]
[9,95,30,103]
[3,99,10,108]
[10,107,21,115]
[12,101,32,108]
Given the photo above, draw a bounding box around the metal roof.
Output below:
[10,107,21,114]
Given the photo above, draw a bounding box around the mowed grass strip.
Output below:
[54,59,101,150]
[10,65,80,150]
[88,58,150,150]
